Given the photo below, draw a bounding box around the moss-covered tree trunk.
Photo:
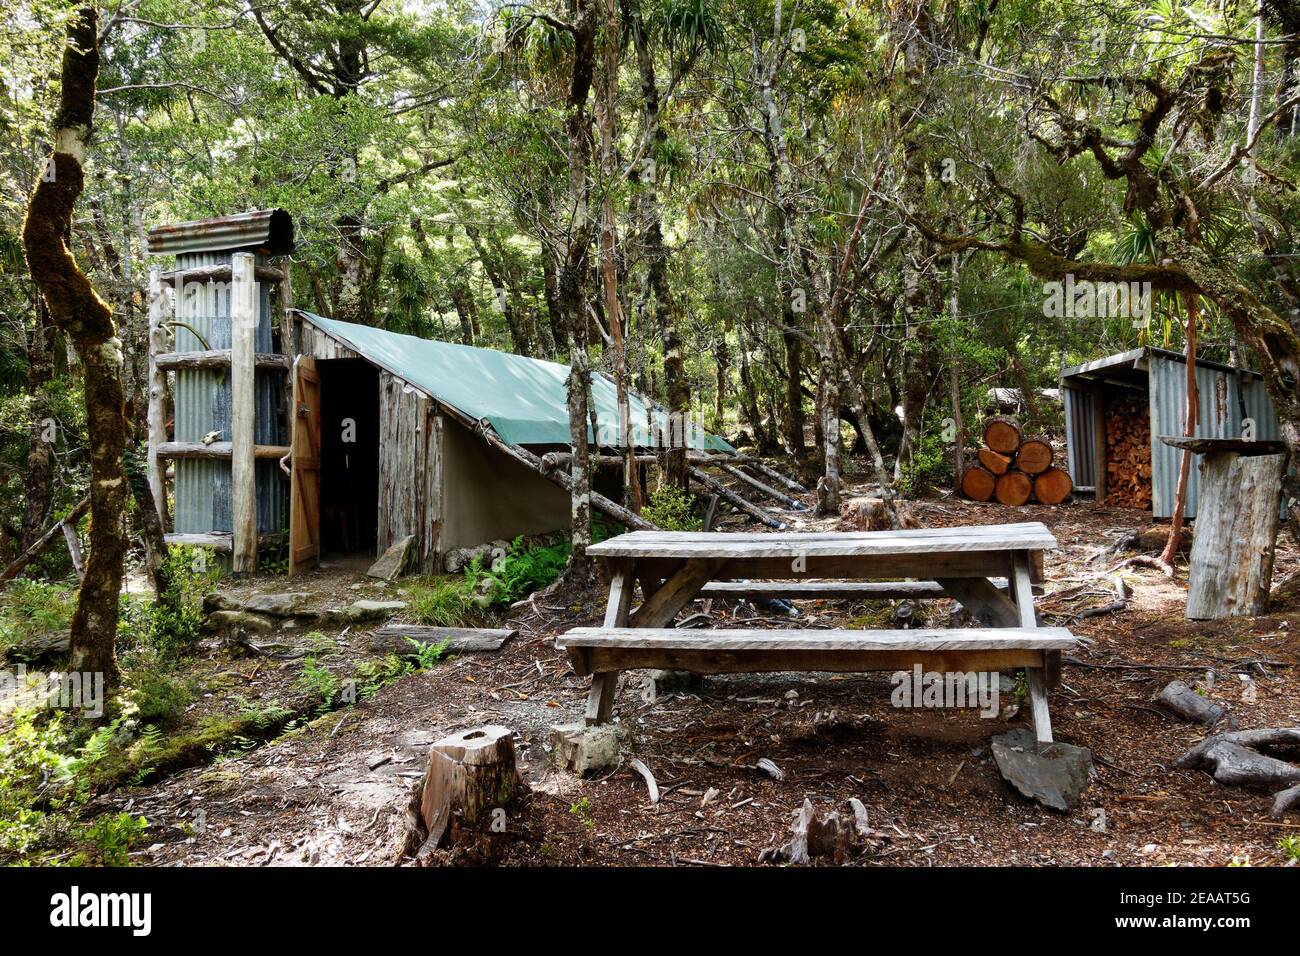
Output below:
[21,7,124,685]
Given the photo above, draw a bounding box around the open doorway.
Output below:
[317,359,379,559]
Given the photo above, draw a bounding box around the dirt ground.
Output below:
[102,485,1300,867]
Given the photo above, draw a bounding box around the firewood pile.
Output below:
[960,417,1073,505]
[1104,396,1152,509]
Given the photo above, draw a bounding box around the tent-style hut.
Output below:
[145,209,760,577]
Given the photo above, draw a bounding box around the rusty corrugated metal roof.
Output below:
[147,209,294,256]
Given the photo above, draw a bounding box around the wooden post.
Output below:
[1186,450,1285,619]
[146,268,170,526]
[230,253,258,573]
[278,265,294,450]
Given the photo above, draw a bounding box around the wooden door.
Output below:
[289,355,321,575]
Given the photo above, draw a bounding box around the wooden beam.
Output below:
[688,466,785,529]
[629,558,726,627]
[158,263,285,286]
[230,253,258,573]
[154,350,291,371]
[732,455,809,494]
[164,531,284,552]
[156,442,290,461]
[146,268,170,527]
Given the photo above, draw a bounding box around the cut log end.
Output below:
[961,466,996,502]
[1032,467,1073,505]
[1015,439,1054,475]
[983,418,1023,455]
[994,470,1032,506]
[977,447,1012,476]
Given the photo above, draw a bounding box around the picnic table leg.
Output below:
[1011,550,1054,745]
[586,558,634,726]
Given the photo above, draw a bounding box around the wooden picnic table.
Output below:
[556,522,1076,745]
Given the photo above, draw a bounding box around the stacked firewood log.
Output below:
[960,417,1073,505]
[1104,396,1152,509]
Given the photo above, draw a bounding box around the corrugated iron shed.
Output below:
[1061,346,1281,519]
[297,311,736,452]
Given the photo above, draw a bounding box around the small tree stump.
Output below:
[837,496,917,531]
[419,726,520,849]
[1185,451,1285,619]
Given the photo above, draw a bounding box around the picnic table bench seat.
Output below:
[570,522,1067,745]
[558,626,1078,675]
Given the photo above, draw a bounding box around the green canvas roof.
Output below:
[298,312,735,452]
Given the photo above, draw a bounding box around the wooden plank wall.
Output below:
[378,372,442,573]
[296,317,442,573]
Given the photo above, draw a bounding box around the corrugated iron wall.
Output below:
[1063,386,1096,488]
[1148,354,1279,519]
[171,250,287,535]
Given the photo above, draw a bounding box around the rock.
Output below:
[992,728,1094,812]
[202,592,312,618]
[444,543,495,574]
[244,592,312,617]
[322,600,407,624]
[204,610,275,634]
[638,669,704,702]
[367,535,415,581]
[548,722,626,776]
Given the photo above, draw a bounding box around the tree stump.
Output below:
[837,496,917,531]
[418,726,520,850]
[1185,451,1285,619]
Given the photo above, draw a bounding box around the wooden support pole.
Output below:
[230,252,258,573]
[146,268,170,527]
[476,424,656,531]
[61,522,84,580]
[715,461,805,510]
[688,466,785,529]
[732,455,808,494]
[1,497,90,582]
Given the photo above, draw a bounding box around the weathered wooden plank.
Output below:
[1158,436,1287,457]
[587,523,1057,559]
[165,531,284,552]
[158,263,285,285]
[936,577,1020,627]
[230,253,258,574]
[373,625,517,652]
[567,646,1051,678]
[154,350,291,371]
[621,550,1014,582]
[559,626,1076,652]
[701,580,953,599]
